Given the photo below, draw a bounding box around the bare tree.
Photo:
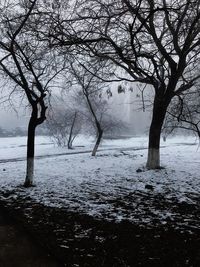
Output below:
[47,0,200,169]
[0,0,65,186]
[163,88,200,138]
[68,63,106,156]
[46,104,82,149]
[67,60,124,156]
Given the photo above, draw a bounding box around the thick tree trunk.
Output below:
[24,118,36,187]
[92,129,103,156]
[146,95,170,169]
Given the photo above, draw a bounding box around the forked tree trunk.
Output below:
[92,129,103,156]
[24,117,36,187]
[146,95,171,169]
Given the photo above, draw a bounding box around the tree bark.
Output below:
[24,117,36,187]
[146,94,171,169]
[83,92,103,156]
[92,129,103,156]
[67,112,77,149]
[24,97,47,187]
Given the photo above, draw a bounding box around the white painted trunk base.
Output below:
[146,148,160,169]
[25,157,34,186]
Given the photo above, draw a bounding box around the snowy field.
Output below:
[0,135,200,230]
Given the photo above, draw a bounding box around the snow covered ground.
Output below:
[0,135,199,230]
[0,135,147,161]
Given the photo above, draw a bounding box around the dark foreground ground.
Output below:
[0,207,61,267]
[0,190,200,267]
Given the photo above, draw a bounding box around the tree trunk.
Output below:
[92,129,103,156]
[83,92,103,156]
[67,112,77,149]
[67,141,73,149]
[24,118,36,187]
[146,95,170,169]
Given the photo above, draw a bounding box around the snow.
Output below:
[0,135,147,161]
[0,135,199,230]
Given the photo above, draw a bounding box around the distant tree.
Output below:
[163,89,200,138]
[0,0,65,186]
[68,61,124,156]
[0,126,6,137]
[13,127,26,137]
[48,0,200,169]
[46,102,82,149]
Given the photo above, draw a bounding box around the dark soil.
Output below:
[0,190,200,267]
[0,207,61,267]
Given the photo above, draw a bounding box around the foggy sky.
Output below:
[0,82,152,134]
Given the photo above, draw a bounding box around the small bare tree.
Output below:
[46,105,82,149]
[163,89,200,138]
[68,61,122,156]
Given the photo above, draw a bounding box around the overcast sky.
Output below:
[0,107,29,130]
